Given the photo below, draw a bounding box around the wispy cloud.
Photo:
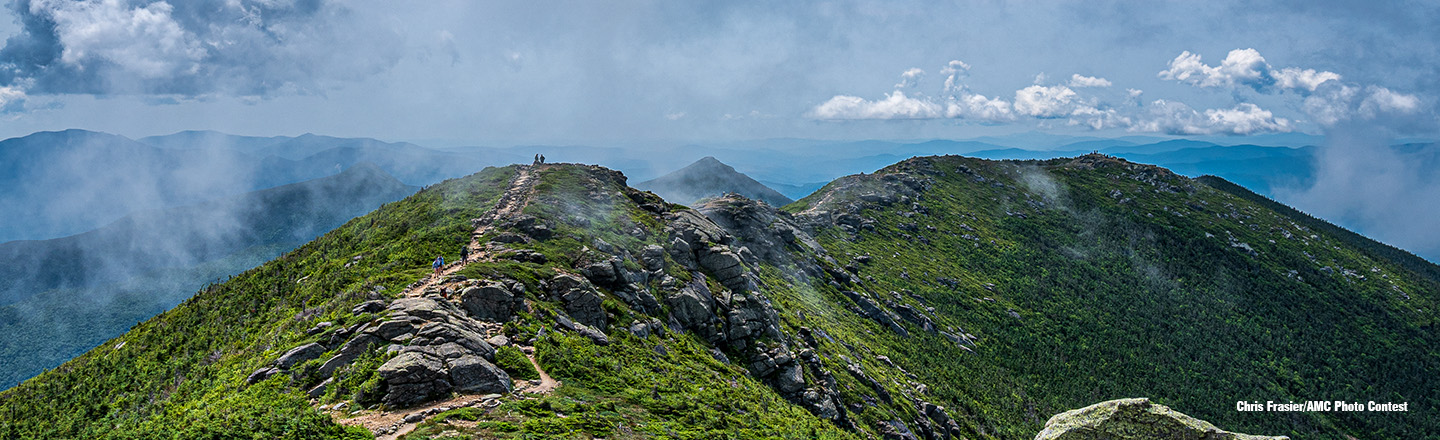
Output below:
[1068,74,1112,88]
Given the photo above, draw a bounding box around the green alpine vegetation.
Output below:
[1,154,1433,440]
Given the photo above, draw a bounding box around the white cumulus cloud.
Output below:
[1068,74,1112,88]
[1132,100,1291,135]
[944,93,1015,121]
[37,0,205,79]
[1013,85,1076,118]
[810,90,941,120]
[1159,48,1343,94]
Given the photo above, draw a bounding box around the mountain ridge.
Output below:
[2,155,1433,439]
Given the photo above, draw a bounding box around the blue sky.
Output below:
[0,0,1436,145]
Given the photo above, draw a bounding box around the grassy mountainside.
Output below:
[2,156,1434,440]
[784,154,1437,438]
[0,166,515,438]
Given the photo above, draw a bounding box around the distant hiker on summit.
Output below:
[533,153,540,165]
[432,256,444,276]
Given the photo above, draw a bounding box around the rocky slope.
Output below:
[635,156,794,207]
[1,155,1435,439]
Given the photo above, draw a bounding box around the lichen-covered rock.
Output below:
[369,319,418,340]
[640,245,666,271]
[667,209,730,248]
[412,322,495,361]
[245,367,279,384]
[377,351,452,408]
[386,297,451,322]
[275,342,326,370]
[550,274,608,330]
[352,300,387,315]
[447,355,513,394]
[665,279,717,332]
[1035,398,1289,440]
[580,258,629,288]
[459,282,523,322]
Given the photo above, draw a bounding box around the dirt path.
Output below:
[522,352,560,394]
[403,164,544,297]
[335,164,563,438]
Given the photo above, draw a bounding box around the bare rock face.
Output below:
[550,274,608,330]
[460,282,523,322]
[447,355,512,394]
[377,351,452,408]
[1035,398,1288,440]
[275,342,326,370]
[664,278,718,335]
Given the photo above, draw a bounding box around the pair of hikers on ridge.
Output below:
[533,153,546,164]
[433,245,472,276]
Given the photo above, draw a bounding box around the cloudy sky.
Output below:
[0,0,1436,145]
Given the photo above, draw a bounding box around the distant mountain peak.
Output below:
[636,156,793,207]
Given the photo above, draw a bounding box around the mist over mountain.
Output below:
[0,164,416,388]
[634,156,793,207]
[3,157,1431,439]
[0,130,506,243]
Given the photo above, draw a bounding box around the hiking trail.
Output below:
[336,164,561,439]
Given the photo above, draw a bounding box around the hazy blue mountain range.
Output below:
[0,130,507,243]
[0,164,416,388]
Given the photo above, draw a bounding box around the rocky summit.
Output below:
[635,156,794,207]
[1035,398,1287,440]
[2,156,1435,439]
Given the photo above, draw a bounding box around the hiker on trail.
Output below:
[432,256,444,276]
[540,154,546,164]
[460,245,470,263]
[533,153,540,165]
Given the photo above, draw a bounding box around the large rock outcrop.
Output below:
[1035,398,1288,440]
[308,292,515,409]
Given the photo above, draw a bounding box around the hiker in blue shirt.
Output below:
[432,256,444,276]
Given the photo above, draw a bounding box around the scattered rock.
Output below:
[370,319,418,340]
[245,367,279,384]
[275,343,327,370]
[640,245,666,271]
[486,335,510,347]
[320,333,383,376]
[842,290,908,337]
[308,377,333,399]
[352,300,387,315]
[306,321,334,335]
